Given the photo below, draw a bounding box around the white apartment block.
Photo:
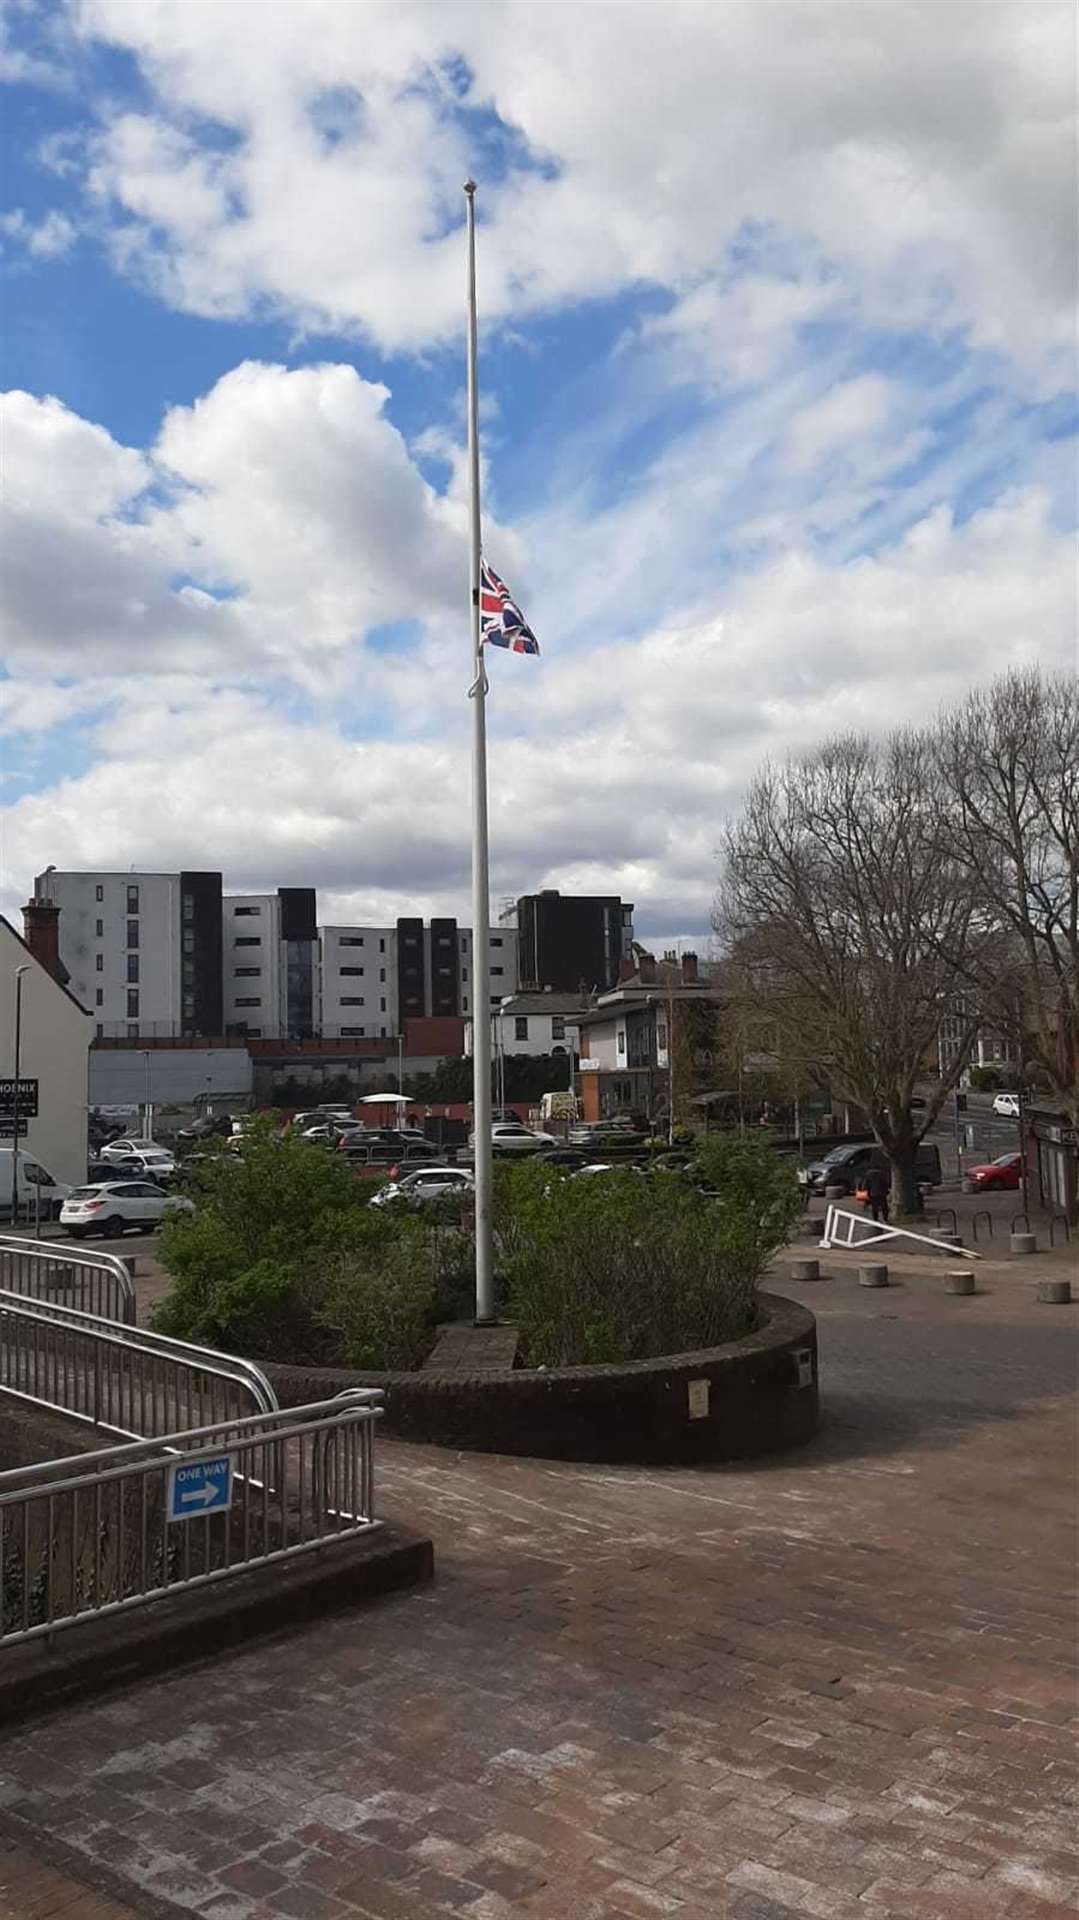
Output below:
[37,869,187,1039]
[222,894,284,1038]
[318,925,396,1039]
[457,926,518,1016]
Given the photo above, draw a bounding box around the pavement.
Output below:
[1,1243,1077,1920]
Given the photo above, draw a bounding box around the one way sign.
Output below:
[166,1454,234,1522]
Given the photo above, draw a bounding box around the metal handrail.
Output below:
[0,1235,136,1325]
[0,1289,277,1442]
[0,1392,383,1648]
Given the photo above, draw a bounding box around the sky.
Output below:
[1,0,1076,947]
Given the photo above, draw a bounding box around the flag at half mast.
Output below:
[479,558,540,654]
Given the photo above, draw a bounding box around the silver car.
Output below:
[370,1167,475,1209]
[61,1180,194,1239]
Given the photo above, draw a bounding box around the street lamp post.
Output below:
[11,966,30,1227]
[142,1049,153,1141]
[397,1033,404,1105]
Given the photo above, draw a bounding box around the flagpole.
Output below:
[465,178,496,1324]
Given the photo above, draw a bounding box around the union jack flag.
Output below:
[479,559,540,654]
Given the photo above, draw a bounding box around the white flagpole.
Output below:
[464,178,495,1323]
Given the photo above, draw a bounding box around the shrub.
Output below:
[495,1138,799,1368]
[155,1121,440,1366]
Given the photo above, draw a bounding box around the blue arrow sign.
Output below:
[167,1454,234,1522]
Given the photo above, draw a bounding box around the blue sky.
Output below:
[2,0,1076,940]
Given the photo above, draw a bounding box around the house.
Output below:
[464,991,590,1063]
[576,951,720,1125]
[2,905,93,1191]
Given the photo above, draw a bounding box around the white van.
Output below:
[0,1147,72,1221]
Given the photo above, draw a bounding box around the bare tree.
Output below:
[937,668,1079,1126]
[718,729,991,1213]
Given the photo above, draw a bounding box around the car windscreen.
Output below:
[68,1186,111,1198]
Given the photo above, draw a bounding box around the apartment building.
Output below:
[36,869,222,1040]
[38,867,519,1043]
[514,890,634,994]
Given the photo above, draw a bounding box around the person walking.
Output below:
[864,1161,890,1224]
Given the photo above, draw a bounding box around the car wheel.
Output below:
[65,1227,88,1240]
[98,1215,124,1237]
[984,1178,1004,1191]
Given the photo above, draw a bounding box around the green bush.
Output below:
[156,1121,440,1366]
[495,1135,800,1368]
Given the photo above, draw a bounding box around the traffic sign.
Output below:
[0,1078,38,1117]
[0,1119,28,1139]
[166,1455,234,1522]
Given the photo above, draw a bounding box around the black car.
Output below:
[536,1148,589,1171]
[804,1140,941,1196]
[177,1113,234,1143]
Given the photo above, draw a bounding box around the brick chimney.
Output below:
[22,896,68,986]
[681,951,699,983]
[637,950,657,985]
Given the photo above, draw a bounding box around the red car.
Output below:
[966,1151,1023,1192]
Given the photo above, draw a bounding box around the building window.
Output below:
[183,930,195,953]
[461,968,468,982]
[515,1016,529,1042]
[379,938,385,953]
[126,955,139,984]
[127,1024,138,1041]
[234,997,261,1008]
[438,966,451,976]
[95,988,103,1007]
[182,994,195,1017]
[127,919,139,948]
[462,997,469,1012]
[657,1023,668,1052]
[95,918,103,937]
[127,990,139,1020]
[341,1026,366,1036]
[380,998,386,1013]
[234,936,261,947]
[96,1022,103,1038]
[340,966,364,977]
[95,884,104,902]
[341,996,365,1006]
[379,968,386,982]
[552,1016,565,1041]
[247,1027,262,1037]
[491,966,504,976]
[95,954,103,973]
[492,936,503,947]
[126,885,139,914]
[233,905,260,916]
[183,895,194,922]
[182,960,194,983]
[234,966,261,977]
[617,1028,626,1056]
[340,936,364,947]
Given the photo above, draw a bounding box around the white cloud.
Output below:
[0,205,76,257]
[783,374,895,474]
[67,1,1076,373]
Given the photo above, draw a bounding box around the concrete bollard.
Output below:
[944,1270,976,1295]
[1036,1280,1072,1304]
[858,1264,889,1287]
[1010,1232,1037,1256]
[790,1258,821,1281]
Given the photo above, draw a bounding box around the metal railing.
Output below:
[0,1290,277,1442]
[0,1392,382,1647]
[0,1236,136,1326]
[820,1204,982,1258]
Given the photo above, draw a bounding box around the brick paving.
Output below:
[0,1832,140,1918]
[0,1271,1076,1920]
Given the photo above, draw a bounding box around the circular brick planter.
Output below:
[266,1292,819,1467]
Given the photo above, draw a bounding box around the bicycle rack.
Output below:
[935,1207,958,1236]
[1048,1214,1071,1246]
[970,1209,993,1242]
[1010,1212,1030,1235]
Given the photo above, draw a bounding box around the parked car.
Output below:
[536,1148,590,1170]
[98,1139,178,1180]
[60,1180,194,1238]
[966,1151,1024,1192]
[177,1113,234,1144]
[804,1140,941,1197]
[992,1092,1021,1118]
[339,1126,429,1153]
[369,1166,475,1209]
[469,1122,555,1153]
[568,1122,647,1148]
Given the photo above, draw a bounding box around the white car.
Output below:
[992,1092,1020,1118]
[61,1180,194,1239]
[470,1123,556,1154]
[370,1167,475,1209]
[99,1140,177,1179]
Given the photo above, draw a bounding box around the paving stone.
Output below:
[0,1296,1075,1920]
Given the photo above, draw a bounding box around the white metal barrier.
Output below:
[820,1204,982,1258]
[0,1235,136,1325]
